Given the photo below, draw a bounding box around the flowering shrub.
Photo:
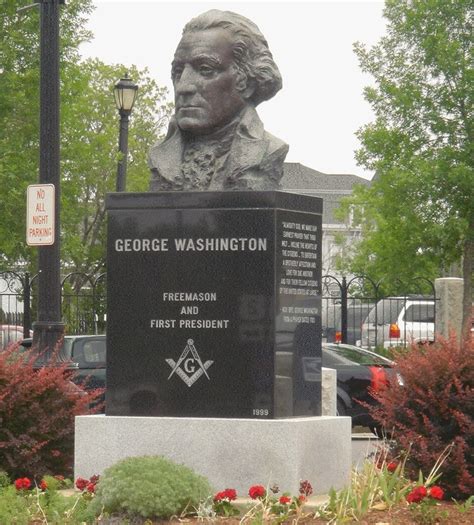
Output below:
[75,474,99,494]
[213,488,239,517]
[299,479,313,497]
[406,483,448,524]
[14,477,31,491]
[406,484,444,504]
[368,335,474,498]
[248,484,266,499]
[75,477,89,491]
[0,476,98,524]
[239,481,311,522]
[406,485,428,503]
[429,485,444,500]
[14,476,51,492]
[214,488,237,501]
[0,343,103,479]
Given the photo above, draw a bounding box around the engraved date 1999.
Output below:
[252,408,269,416]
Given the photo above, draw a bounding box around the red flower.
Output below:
[429,486,444,500]
[279,495,291,505]
[75,477,89,491]
[248,485,266,499]
[214,490,225,502]
[407,486,428,503]
[89,474,100,485]
[39,480,48,491]
[14,477,31,490]
[86,482,95,493]
[387,461,398,472]
[299,479,313,496]
[223,488,237,501]
[298,495,306,504]
[214,488,237,502]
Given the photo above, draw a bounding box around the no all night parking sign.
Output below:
[26,184,55,246]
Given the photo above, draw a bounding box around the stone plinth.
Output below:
[75,415,351,495]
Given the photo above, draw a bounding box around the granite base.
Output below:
[75,415,351,495]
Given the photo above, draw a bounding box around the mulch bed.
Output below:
[98,501,473,524]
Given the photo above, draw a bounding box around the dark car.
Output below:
[322,343,398,429]
[20,335,106,399]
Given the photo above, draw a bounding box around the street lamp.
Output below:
[33,0,65,356]
[114,75,138,192]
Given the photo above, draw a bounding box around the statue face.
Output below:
[171,28,247,135]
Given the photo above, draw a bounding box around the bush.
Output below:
[0,471,10,489]
[93,455,212,519]
[368,334,474,498]
[0,486,31,525]
[0,344,102,480]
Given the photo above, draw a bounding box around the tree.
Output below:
[340,0,473,332]
[0,1,172,280]
[0,0,93,267]
[60,59,171,283]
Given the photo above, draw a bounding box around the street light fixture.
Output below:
[114,75,138,192]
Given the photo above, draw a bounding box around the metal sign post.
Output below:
[32,0,65,356]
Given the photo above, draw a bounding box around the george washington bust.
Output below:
[148,10,289,191]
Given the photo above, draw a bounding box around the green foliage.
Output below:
[453,495,474,514]
[93,455,212,519]
[60,59,171,280]
[0,0,172,276]
[339,0,473,313]
[0,486,29,525]
[0,0,93,268]
[42,475,73,491]
[316,459,407,522]
[409,498,449,525]
[0,471,10,489]
[0,484,97,525]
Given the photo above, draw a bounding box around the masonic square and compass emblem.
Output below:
[166,339,214,387]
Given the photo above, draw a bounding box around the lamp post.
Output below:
[114,75,138,192]
[33,0,64,355]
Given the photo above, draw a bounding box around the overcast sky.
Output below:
[79,1,387,180]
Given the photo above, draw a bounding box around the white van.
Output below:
[360,296,435,349]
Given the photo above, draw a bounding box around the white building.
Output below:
[281,162,371,277]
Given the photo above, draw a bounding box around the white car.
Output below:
[360,296,435,349]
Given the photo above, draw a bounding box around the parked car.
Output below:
[20,335,106,402]
[360,296,435,349]
[20,335,396,427]
[322,343,399,429]
[0,324,29,349]
[325,303,375,345]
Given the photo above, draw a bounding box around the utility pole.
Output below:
[32,0,65,355]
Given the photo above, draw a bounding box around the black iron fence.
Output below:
[322,275,437,348]
[1,270,436,350]
[0,270,107,341]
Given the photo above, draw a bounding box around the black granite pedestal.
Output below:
[105,191,323,418]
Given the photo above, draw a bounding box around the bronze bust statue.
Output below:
[148,10,289,191]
